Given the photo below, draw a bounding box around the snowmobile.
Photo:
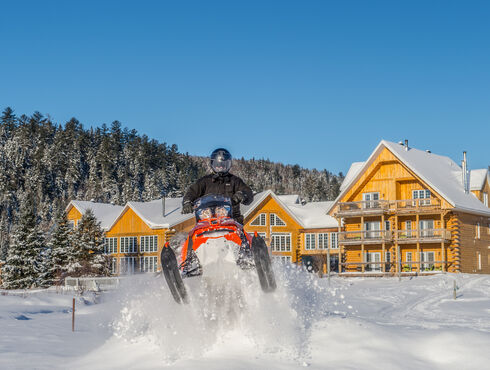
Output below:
[161,194,276,304]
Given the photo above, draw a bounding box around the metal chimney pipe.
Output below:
[404,139,409,151]
[462,151,468,194]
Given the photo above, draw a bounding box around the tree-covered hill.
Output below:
[0,108,343,259]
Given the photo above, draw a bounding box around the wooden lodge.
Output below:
[66,191,339,276]
[328,140,490,275]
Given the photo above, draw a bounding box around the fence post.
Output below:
[453,280,457,300]
[72,298,75,332]
[327,247,331,285]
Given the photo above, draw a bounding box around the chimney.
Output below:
[162,196,166,217]
[462,151,469,194]
[404,139,409,151]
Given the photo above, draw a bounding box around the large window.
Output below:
[413,189,431,206]
[120,257,136,275]
[270,213,286,226]
[251,213,266,226]
[364,221,381,238]
[271,233,291,252]
[140,256,158,272]
[330,233,339,249]
[363,192,380,209]
[140,235,158,253]
[272,255,292,263]
[120,237,137,253]
[305,233,316,250]
[420,251,435,270]
[104,237,118,254]
[318,233,329,249]
[419,220,434,237]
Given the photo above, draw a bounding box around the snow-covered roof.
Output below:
[340,162,365,192]
[115,198,194,230]
[470,169,489,191]
[334,140,490,216]
[67,201,124,230]
[242,190,338,229]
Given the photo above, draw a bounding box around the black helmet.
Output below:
[210,148,232,174]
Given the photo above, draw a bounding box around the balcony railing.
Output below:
[395,228,451,243]
[339,230,392,245]
[336,198,443,216]
[337,200,390,215]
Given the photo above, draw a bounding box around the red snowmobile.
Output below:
[161,194,276,304]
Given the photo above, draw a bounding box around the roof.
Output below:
[340,162,365,192]
[242,190,338,229]
[334,140,490,216]
[470,169,489,191]
[115,197,194,230]
[67,201,124,230]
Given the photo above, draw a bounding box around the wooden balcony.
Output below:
[394,229,451,244]
[336,198,444,217]
[336,200,390,217]
[339,230,392,245]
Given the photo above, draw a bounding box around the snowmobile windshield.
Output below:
[194,194,232,221]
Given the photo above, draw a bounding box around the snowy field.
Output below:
[1,266,490,370]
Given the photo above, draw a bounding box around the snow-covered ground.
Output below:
[1,266,490,370]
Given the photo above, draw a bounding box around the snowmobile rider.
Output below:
[181,148,253,225]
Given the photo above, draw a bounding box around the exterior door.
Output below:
[419,220,434,237]
[365,221,381,239]
[366,252,381,272]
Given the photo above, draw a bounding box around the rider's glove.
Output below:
[232,191,246,204]
[182,201,193,214]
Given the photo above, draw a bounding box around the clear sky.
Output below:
[1,0,489,174]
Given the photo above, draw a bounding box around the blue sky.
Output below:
[1,0,489,174]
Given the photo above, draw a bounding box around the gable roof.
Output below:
[109,197,194,230]
[67,200,124,230]
[340,162,365,192]
[335,140,490,216]
[242,190,338,229]
[470,169,489,191]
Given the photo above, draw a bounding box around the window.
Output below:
[120,257,136,275]
[406,220,412,238]
[120,237,137,253]
[419,220,434,237]
[104,237,118,254]
[385,221,390,231]
[318,233,329,249]
[477,252,482,270]
[68,220,75,230]
[484,192,488,207]
[476,223,481,239]
[140,235,158,253]
[406,252,413,263]
[271,233,291,252]
[420,251,435,270]
[366,252,381,272]
[363,192,380,209]
[140,256,158,272]
[385,251,391,263]
[111,258,117,274]
[305,233,316,250]
[364,221,381,238]
[413,190,431,206]
[270,213,286,226]
[272,255,292,263]
[250,213,266,226]
[330,233,339,249]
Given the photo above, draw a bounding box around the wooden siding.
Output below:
[66,205,82,226]
[455,212,490,274]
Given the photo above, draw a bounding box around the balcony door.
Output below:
[420,251,435,270]
[419,220,434,237]
[364,221,381,239]
[363,192,380,209]
[366,252,381,272]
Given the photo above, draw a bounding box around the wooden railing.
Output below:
[337,200,390,214]
[336,198,444,216]
[394,228,451,242]
[339,230,392,244]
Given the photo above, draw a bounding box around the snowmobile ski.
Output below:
[161,243,189,304]
[251,233,277,292]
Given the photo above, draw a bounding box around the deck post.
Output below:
[361,244,365,273]
[440,213,445,272]
[416,214,420,273]
[337,217,342,274]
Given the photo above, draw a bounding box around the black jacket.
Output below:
[183,173,253,221]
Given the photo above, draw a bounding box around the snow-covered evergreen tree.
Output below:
[69,209,109,276]
[49,210,73,282]
[1,197,46,289]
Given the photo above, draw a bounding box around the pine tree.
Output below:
[49,210,73,283]
[69,209,109,276]
[1,197,46,289]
